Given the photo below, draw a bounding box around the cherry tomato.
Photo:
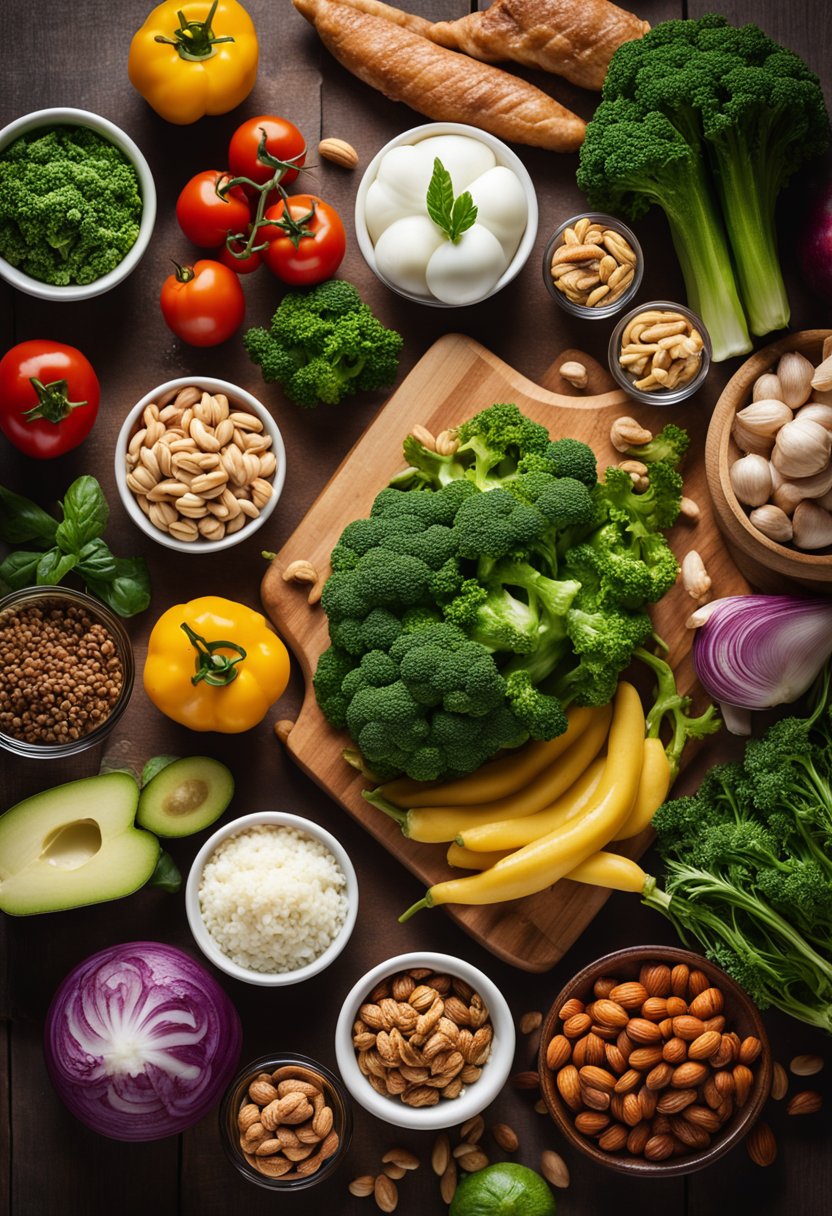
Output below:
[261,195,346,286]
[0,340,99,459]
[160,260,245,347]
[218,237,263,275]
[228,115,306,187]
[176,170,251,249]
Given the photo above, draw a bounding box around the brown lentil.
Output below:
[0,600,124,744]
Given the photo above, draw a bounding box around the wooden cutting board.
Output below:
[260,334,749,971]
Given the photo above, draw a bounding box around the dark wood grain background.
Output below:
[1,1,829,1213]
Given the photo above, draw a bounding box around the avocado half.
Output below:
[0,772,159,916]
[137,756,234,838]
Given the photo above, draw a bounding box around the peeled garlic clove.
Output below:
[732,417,776,456]
[796,402,832,431]
[792,500,832,550]
[771,417,832,478]
[776,351,814,408]
[818,486,832,512]
[749,504,793,543]
[811,353,832,392]
[752,372,784,402]
[681,549,711,602]
[735,399,793,439]
[729,452,772,506]
[772,481,805,516]
[788,462,832,500]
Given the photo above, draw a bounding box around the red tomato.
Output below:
[261,195,346,286]
[0,341,99,459]
[218,237,263,275]
[176,170,251,249]
[228,115,306,187]
[160,261,245,347]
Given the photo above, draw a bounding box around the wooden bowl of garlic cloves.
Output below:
[706,330,832,592]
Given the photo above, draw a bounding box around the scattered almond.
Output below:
[491,1123,519,1152]
[381,1147,420,1171]
[771,1062,789,1100]
[318,137,359,169]
[520,1010,543,1035]
[460,1114,485,1143]
[383,1164,405,1180]
[511,1070,540,1090]
[540,1149,570,1189]
[374,1173,398,1213]
[431,1133,450,1176]
[458,1150,489,1172]
[349,1175,376,1197]
[787,1090,823,1115]
[789,1054,823,1076]
[746,1122,777,1167]
[439,1160,457,1204]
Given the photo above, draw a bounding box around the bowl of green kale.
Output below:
[0,107,156,300]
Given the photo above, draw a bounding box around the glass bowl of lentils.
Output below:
[0,585,134,758]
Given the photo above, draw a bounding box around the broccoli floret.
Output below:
[0,126,142,286]
[443,579,540,654]
[636,645,721,781]
[453,489,545,562]
[519,438,598,488]
[584,15,830,350]
[312,646,357,728]
[244,280,403,407]
[504,669,568,739]
[620,423,690,469]
[329,607,403,656]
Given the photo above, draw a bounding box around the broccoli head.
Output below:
[244,279,403,407]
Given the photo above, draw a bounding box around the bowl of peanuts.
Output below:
[335,951,515,1131]
[218,1052,352,1190]
[538,946,771,1176]
[115,377,285,553]
[543,212,643,319]
[608,301,712,405]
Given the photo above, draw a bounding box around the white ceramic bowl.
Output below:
[0,107,156,301]
[115,376,286,554]
[185,812,359,988]
[355,122,538,308]
[335,951,515,1130]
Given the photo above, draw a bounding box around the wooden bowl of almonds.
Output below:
[705,329,832,591]
[115,376,285,553]
[538,946,771,1177]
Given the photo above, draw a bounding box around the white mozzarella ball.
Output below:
[466,166,528,261]
[374,216,446,297]
[374,145,435,210]
[425,224,508,305]
[415,135,496,190]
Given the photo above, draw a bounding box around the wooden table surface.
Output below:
[1,1,829,1213]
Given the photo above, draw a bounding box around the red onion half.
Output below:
[692,595,832,731]
[44,941,242,1141]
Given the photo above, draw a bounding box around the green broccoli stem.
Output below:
[708,133,789,337]
[635,646,721,783]
[662,193,752,362]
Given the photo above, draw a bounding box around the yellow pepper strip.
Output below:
[565,851,649,893]
[614,737,672,840]
[446,843,512,870]
[456,756,605,853]
[398,683,644,918]
[364,703,611,843]
[377,706,595,807]
[128,0,258,124]
[143,595,290,733]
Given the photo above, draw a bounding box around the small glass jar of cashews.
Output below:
[114,376,286,553]
[608,301,712,406]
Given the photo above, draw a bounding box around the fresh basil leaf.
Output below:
[449,190,477,242]
[426,157,478,244]
[85,555,151,618]
[0,485,58,547]
[56,476,109,552]
[76,537,117,582]
[148,850,182,893]
[426,158,455,237]
[0,549,45,590]
[36,548,78,585]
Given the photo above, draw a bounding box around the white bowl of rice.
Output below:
[185,812,358,987]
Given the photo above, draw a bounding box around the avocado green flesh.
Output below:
[137,756,234,838]
[0,772,159,916]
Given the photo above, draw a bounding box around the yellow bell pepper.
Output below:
[128,0,258,125]
[144,596,289,732]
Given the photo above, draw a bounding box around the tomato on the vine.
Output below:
[217,237,263,275]
[261,195,346,286]
[176,170,251,249]
[0,341,100,459]
[160,260,245,347]
[228,115,306,186]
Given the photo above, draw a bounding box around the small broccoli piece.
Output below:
[504,669,568,739]
[443,579,540,654]
[244,280,403,407]
[328,607,403,657]
[312,646,358,728]
[519,438,598,488]
[453,489,545,562]
[621,423,690,468]
[636,645,721,782]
